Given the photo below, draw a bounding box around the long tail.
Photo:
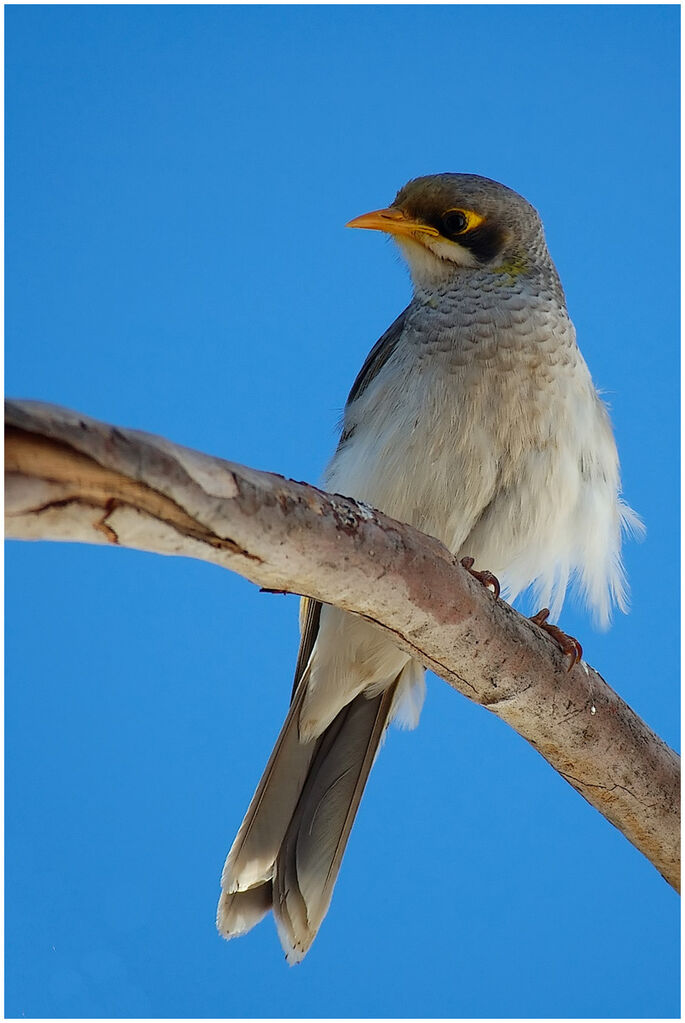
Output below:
[217,601,398,962]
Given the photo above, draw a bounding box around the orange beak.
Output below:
[346,207,439,239]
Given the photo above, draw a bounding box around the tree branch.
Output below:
[5,398,680,892]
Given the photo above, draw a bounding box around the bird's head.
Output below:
[347,173,548,290]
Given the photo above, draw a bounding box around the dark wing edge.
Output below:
[345,306,409,407]
[289,311,408,695]
[290,597,322,701]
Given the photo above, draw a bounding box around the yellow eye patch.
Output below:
[442,208,486,236]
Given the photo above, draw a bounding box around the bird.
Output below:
[216,173,641,963]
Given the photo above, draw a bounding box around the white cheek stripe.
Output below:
[425,236,480,267]
[395,236,479,289]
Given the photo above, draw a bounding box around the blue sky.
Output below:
[5,5,680,1018]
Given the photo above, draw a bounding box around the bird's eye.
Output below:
[441,209,469,238]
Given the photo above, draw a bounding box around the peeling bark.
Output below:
[5,398,680,892]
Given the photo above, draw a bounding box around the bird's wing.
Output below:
[273,679,398,963]
[220,598,323,893]
[291,596,322,700]
[219,604,408,961]
[220,310,414,953]
[345,306,409,407]
[216,880,273,938]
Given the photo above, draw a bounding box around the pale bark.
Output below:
[5,398,680,892]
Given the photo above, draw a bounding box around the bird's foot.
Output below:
[529,608,583,670]
[460,556,500,599]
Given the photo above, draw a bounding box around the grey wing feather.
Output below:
[345,307,409,407]
[218,312,409,955]
[217,883,273,938]
[291,597,321,700]
[273,682,397,963]
[220,599,323,895]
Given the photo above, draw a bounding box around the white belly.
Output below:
[302,309,638,738]
[325,331,632,627]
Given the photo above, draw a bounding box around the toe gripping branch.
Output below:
[529,608,583,671]
[460,556,501,600]
[459,557,582,671]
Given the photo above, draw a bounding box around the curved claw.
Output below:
[529,608,583,671]
[460,556,501,600]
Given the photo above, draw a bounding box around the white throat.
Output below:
[395,236,479,290]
